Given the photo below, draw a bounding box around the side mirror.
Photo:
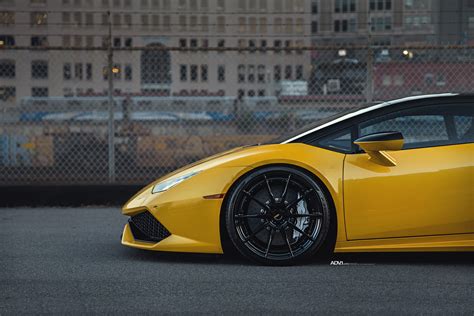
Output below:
[354,131,404,166]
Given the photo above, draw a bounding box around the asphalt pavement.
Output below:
[1,207,473,315]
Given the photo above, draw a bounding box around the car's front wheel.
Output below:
[225,166,332,265]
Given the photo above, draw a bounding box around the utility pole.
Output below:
[107,10,115,183]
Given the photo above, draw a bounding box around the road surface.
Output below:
[1,207,472,314]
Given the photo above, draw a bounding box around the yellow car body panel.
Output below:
[121,142,474,254]
[344,143,474,240]
[122,143,346,253]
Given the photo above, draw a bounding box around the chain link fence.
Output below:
[0,44,473,185]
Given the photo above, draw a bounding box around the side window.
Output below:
[314,129,353,153]
[358,103,473,150]
[454,115,474,143]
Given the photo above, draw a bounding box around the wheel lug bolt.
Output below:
[261,219,265,223]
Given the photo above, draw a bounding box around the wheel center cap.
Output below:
[273,213,283,221]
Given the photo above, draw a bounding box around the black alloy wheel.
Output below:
[225,166,332,265]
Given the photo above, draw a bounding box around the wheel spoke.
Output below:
[281,230,294,258]
[264,228,274,258]
[289,212,322,218]
[285,189,314,210]
[281,174,291,200]
[243,223,267,243]
[287,222,315,242]
[234,213,264,219]
[263,174,275,202]
[243,190,270,211]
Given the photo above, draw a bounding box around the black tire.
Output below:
[224,165,332,265]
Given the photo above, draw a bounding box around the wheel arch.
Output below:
[219,163,338,256]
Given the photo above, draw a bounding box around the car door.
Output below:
[343,102,474,240]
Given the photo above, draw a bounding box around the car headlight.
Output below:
[151,171,200,194]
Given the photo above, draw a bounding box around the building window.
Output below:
[370,0,391,10]
[179,38,187,48]
[0,59,15,78]
[0,11,15,25]
[258,89,265,97]
[124,38,132,47]
[113,37,121,47]
[274,17,282,33]
[190,65,198,82]
[201,16,209,32]
[239,17,246,33]
[335,0,355,13]
[295,65,303,80]
[259,17,267,33]
[86,63,92,80]
[201,65,208,82]
[179,15,187,31]
[141,14,149,27]
[30,11,48,26]
[0,35,15,47]
[0,86,16,102]
[217,39,225,52]
[285,18,293,33]
[217,65,225,82]
[163,15,171,30]
[312,1,318,13]
[259,0,267,11]
[249,39,256,53]
[63,63,71,80]
[124,64,132,81]
[31,60,48,79]
[62,12,71,24]
[74,12,82,26]
[248,65,255,83]
[284,65,292,80]
[32,87,48,97]
[238,64,245,83]
[257,65,265,83]
[274,40,282,53]
[75,63,83,80]
[217,0,225,11]
[260,39,267,53]
[238,0,246,11]
[285,40,292,54]
[217,16,225,33]
[311,21,318,33]
[63,35,71,47]
[113,63,121,79]
[180,64,187,81]
[124,14,132,27]
[74,35,82,47]
[335,19,355,32]
[31,35,48,47]
[190,38,198,50]
[152,15,159,28]
[371,16,392,31]
[249,17,257,33]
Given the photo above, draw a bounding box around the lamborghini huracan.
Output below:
[121,93,474,265]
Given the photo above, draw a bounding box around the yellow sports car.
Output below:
[121,93,474,265]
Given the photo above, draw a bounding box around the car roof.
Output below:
[281,93,461,144]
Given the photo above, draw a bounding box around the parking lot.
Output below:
[1,207,473,314]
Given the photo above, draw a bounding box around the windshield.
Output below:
[268,102,380,144]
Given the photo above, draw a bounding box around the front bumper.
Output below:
[120,166,249,254]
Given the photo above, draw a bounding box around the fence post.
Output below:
[107,10,115,183]
[366,45,374,103]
